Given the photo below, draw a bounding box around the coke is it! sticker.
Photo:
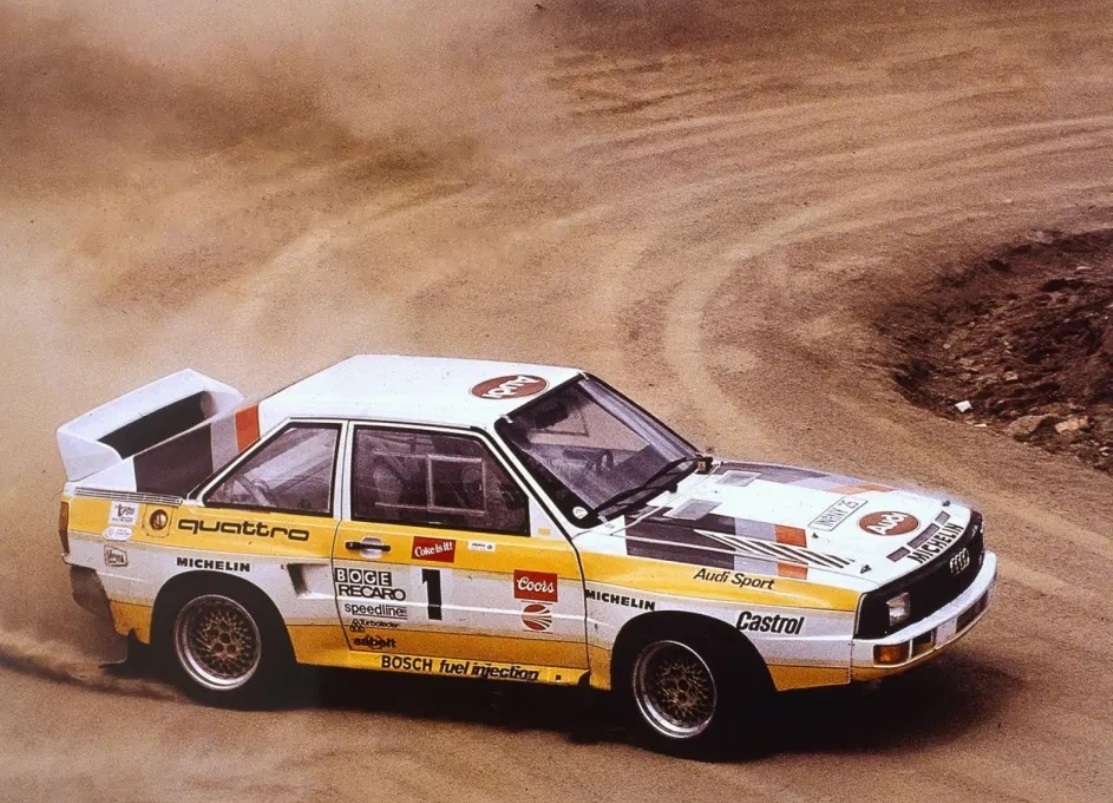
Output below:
[411,537,456,563]
[470,375,548,400]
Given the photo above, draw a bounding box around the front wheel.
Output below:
[633,640,719,740]
[623,628,770,758]
[158,581,293,708]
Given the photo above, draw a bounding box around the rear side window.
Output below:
[351,428,528,535]
[206,423,340,516]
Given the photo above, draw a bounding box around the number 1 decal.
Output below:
[422,569,443,620]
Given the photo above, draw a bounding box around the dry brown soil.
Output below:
[1,1,1112,800]
[888,229,1113,473]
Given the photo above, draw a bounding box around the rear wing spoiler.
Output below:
[57,370,243,483]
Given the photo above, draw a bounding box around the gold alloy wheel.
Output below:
[632,640,718,739]
[173,594,262,691]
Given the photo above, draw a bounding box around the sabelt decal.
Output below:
[108,501,140,526]
[380,655,542,682]
[470,375,548,400]
[104,545,128,568]
[809,497,866,531]
[513,570,558,602]
[334,568,406,600]
[736,611,804,635]
[102,526,132,542]
[352,635,397,650]
[693,567,775,590]
[176,556,250,572]
[586,588,656,610]
[411,537,456,563]
[858,511,920,536]
[521,602,553,632]
[178,519,309,541]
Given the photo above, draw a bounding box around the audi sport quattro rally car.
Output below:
[56,355,995,755]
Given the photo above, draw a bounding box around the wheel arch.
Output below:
[609,610,773,693]
[150,570,285,646]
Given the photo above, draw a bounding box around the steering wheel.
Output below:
[230,475,278,507]
[577,449,615,483]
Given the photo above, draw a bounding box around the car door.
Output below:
[332,424,588,683]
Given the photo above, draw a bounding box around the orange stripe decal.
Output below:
[774,525,808,547]
[777,562,808,580]
[234,406,260,451]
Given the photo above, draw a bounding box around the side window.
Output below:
[206,424,340,516]
[351,428,528,535]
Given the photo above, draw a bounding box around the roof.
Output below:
[257,354,582,431]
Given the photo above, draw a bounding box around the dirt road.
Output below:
[2,1,1111,799]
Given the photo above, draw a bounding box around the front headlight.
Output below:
[887,592,911,627]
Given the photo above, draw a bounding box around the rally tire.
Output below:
[155,577,294,708]
[619,621,770,759]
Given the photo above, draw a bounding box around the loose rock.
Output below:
[1055,416,1091,434]
[1006,414,1058,440]
[888,229,1113,475]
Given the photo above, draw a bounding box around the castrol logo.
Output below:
[858,511,920,536]
[513,570,558,602]
[470,374,548,400]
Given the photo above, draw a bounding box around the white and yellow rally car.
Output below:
[57,355,995,755]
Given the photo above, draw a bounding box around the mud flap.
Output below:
[100,632,154,679]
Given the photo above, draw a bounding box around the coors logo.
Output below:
[470,374,548,400]
[859,511,920,536]
[514,570,558,602]
[411,537,456,563]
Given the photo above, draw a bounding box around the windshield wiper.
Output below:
[587,454,709,520]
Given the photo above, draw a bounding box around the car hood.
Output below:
[580,460,974,589]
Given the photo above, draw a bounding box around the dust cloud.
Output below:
[0,0,557,683]
[0,618,177,699]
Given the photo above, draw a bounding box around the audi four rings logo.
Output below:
[949,547,971,576]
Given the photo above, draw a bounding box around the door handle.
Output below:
[345,538,391,552]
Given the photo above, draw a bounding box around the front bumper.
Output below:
[850,550,997,680]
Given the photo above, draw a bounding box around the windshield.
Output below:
[496,376,696,523]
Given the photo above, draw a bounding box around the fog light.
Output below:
[912,631,935,657]
[874,642,911,665]
[887,592,911,627]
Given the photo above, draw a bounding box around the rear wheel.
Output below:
[157,579,293,707]
[621,624,770,758]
